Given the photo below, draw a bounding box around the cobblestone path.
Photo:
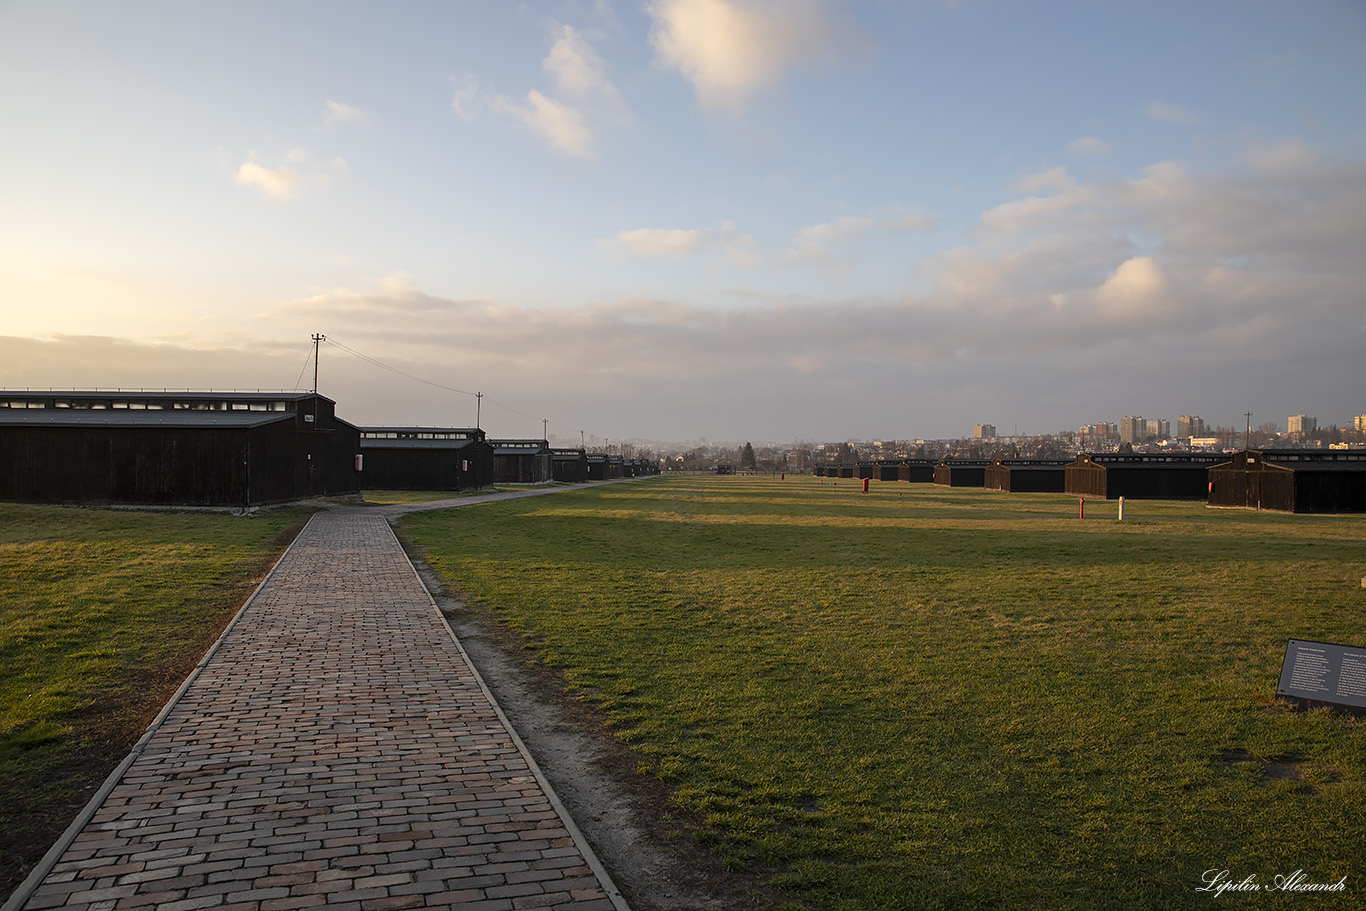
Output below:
[8,509,626,911]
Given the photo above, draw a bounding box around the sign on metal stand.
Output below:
[1276,639,1366,716]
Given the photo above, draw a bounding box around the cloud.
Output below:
[235,161,301,200]
[451,74,482,119]
[1147,100,1201,124]
[544,24,619,102]
[490,90,594,158]
[927,143,1366,370]
[1017,167,1075,194]
[788,208,938,267]
[233,149,347,200]
[1094,256,1172,319]
[1066,135,1113,157]
[612,228,710,257]
[12,134,1365,443]
[647,0,866,114]
[599,223,760,264]
[322,100,367,127]
[18,143,1365,441]
[463,25,621,158]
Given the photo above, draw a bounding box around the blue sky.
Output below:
[2,0,1363,445]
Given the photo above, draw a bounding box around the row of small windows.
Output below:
[362,431,472,440]
[2,399,291,412]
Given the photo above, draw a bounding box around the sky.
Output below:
[1,0,1363,446]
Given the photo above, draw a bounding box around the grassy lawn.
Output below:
[403,474,1366,911]
[361,489,471,504]
[0,503,310,899]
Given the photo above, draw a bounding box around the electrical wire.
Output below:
[321,337,593,441]
[291,343,313,392]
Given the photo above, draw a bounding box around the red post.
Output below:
[1079,497,1084,519]
[863,478,870,493]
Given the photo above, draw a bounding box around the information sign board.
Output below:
[1276,639,1366,716]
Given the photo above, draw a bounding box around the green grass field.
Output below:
[403,474,1366,911]
[0,503,309,897]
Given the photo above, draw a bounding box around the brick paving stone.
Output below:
[9,509,627,911]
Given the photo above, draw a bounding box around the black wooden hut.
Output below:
[624,458,658,478]
[1065,452,1225,500]
[586,454,611,481]
[933,458,990,487]
[873,461,902,481]
[898,459,937,483]
[489,439,553,484]
[552,448,588,483]
[358,427,493,491]
[1208,449,1366,513]
[984,459,1069,493]
[0,390,360,506]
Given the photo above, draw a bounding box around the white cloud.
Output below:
[600,224,761,265]
[491,90,594,158]
[1244,137,1317,174]
[647,0,865,114]
[451,74,482,119]
[1017,167,1075,194]
[16,135,1365,440]
[788,208,938,267]
[612,228,710,257]
[1067,135,1114,157]
[975,191,1085,237]
[235,161,301,200]
[322,100,367,127]
[465,25,621,157]
[544,24,618,101]
[721,230,761,267]
[1094,256,1171,318]
[1147,100,1201,124]
[233,150,347,201]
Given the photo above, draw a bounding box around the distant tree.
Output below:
[741,442,756,470]
[1251,422,1280,448]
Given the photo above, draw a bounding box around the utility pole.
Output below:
[543,418,548,442]
[476,392,482,429]
[311,334,325,393]
[310,333,325,431]
[580,430,585,450]
[1245,412,1253,450]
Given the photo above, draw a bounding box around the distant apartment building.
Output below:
[973,424,996,439]
[1356,415,1366,433]
[1120,416,1145,445]
[1146,418,1170,440]
[1177,416,1206,439]
[1288,414,1317,435]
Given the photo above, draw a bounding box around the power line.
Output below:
[320,337,590,440]
[291,343,313,392]
[323,338,477,397]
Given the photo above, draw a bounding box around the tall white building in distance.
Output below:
[1288,414,1317,435]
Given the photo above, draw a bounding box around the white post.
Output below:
[1118,496,1125,520]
